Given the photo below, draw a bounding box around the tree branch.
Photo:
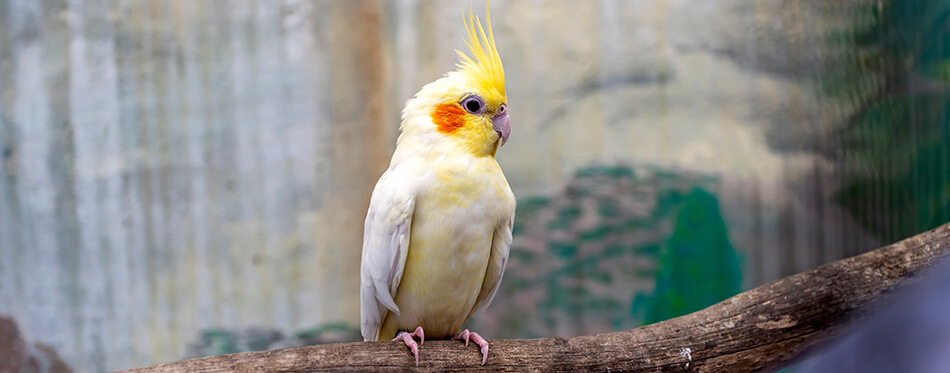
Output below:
[124,223,950,372]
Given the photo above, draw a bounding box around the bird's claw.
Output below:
[393,326,425,365]
[453,329,490,365]
[454,329,471,347]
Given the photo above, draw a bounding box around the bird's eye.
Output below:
[460,95,485,114]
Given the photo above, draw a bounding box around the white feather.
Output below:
[360,163,416,341]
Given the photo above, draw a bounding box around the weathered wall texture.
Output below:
[0,0,884,371]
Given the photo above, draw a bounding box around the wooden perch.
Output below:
[124,223,950,372]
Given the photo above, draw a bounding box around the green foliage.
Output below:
[643,188,743,324]
[827,0,950,243]
[196,329,240,356]
[513,196,551,235]
[478,165,743,337]
[293,322,360,340]
[185,323,360,358]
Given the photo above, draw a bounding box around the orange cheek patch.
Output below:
[431,103,467,134]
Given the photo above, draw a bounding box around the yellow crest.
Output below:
[456,3,506,98]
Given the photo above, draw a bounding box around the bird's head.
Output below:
[398,4,508,158]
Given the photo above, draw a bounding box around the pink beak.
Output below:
[493,105,510,146]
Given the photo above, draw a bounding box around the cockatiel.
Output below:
[359,3,514,366]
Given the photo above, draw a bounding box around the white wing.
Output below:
[466,212,514,320]
[360,167,416,341]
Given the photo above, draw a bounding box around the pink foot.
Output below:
[392,326,425,365]
[452,329,490,365]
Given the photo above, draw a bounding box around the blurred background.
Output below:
[0,0,947,371]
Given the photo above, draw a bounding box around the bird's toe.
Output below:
[392,329,423,365]
[453,329,490,365]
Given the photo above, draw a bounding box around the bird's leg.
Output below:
[392,326,425,365]
[452,329,490,365]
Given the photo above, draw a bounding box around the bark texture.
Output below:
[123,223,950,372]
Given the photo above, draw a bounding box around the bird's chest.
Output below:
[392,160,513,336]
[411,163,510,266]
[417,162,512,241]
